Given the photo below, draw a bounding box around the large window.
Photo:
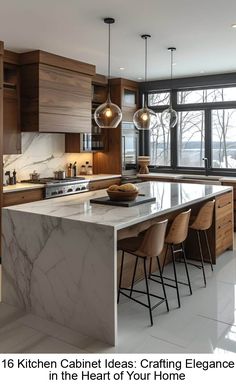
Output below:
[212,109,236,168]
[178,111,205,167]
[147,83,236,173]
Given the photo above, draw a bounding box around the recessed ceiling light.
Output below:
[231,24,236,28]
[172,62,177,66]
[119,67,125,70]
[138,77,143,80]
[200,70,205,74]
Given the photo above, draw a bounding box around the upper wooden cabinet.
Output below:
[110,78,139,122]
[3,52,21,154]
[20,50,95,133]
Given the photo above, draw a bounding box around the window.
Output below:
[212,109,236,168]
[177,111,205,167]
[148,92,170,106]
[178,87,236,105]
[144,80,236,174]
[150,113,171,166]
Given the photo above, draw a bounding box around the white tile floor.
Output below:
[1,244,236,353]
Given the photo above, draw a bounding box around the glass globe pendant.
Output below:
[161,106,178,128]
[133,106,157,131]
[94,18,122,128]
[133,34,158,131]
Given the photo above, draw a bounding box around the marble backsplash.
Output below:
[3,133,92,181]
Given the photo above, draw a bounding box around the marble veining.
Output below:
[3,132,92,181]
[2,211,116,345]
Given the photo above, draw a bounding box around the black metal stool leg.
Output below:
[197,230,206,287]
[143,257,153,326]
[156,255,169,312]
[204,230,213,271]
[181,243,192,295]
[171,245,181,308]
[148,257,153,278]
[117,250,125,303]
[162,244,168,273]
[130,256,138,297]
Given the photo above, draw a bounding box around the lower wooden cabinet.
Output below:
[89,178,120,191]
[3,188,44,207]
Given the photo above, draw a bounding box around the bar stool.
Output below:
[189,200,215,286]
[117,219,169,326]
[150,209,192,308]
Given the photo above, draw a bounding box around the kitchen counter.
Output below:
[3,182,45,193]
[77,174,121,181]
[2,174,121,193]
[1,181,233,346]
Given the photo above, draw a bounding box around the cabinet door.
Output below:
[38,64,91,133]
[3,188,44,206]
[3,88,21,154]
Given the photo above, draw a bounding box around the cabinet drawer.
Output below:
[3,189,44,207]
[215,192,233,217]
[89,178,120,191]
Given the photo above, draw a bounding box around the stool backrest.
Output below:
[139,219,168,257]
[190,200,215,231]
[165,209,191,245]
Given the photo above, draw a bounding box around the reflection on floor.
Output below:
[0,245,236,353]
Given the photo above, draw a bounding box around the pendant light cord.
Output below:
[141,34,151,107]
[107,22,111,100]
[168,47,176,109]
[145,36,147,83]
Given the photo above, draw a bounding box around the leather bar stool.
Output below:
[189,200,215,286]
[117,219,169,326]
[150,209,192,308]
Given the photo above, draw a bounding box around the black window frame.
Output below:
[140,74,236,177]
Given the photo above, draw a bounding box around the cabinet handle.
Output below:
[218,201,231,208]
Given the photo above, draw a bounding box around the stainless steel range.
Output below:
[21,177,89,199]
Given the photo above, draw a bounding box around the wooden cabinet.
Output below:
[215,192,234,256]
[221,181,236,230]
[3,59,21,154]
[89,178,120,191]
[3,188,44,207]
[65,75,109,153]
[20,50,95,133]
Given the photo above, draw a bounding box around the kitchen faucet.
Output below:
[202,157,209,176]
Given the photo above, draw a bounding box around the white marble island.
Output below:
[1,181,233,345]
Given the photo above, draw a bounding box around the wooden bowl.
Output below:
[107,189,139,202]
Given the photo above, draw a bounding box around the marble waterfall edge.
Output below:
[1,208,117,345]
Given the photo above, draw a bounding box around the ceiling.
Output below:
[1,0,236,81]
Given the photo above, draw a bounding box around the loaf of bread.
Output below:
[108,184,120,191]
[108,183,138,192]
[118,183,138,192]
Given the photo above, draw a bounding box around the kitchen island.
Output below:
[1,181,234,345]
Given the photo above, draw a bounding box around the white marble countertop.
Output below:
[77,174,121,181]
[138,172,236,183]
[3,174,121,193]
[4,181,232,231]
[3,183,45,193]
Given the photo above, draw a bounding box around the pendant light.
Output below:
[133,34,158,131]
[161,47,178,129]
[94,17,122,128]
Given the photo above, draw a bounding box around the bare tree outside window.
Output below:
[212,109,236,168]
[150,113,171,166]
